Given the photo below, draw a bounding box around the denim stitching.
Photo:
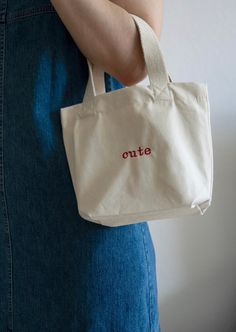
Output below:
[141,222,153,332]
[7,4,57,23]
[0,7,14,331]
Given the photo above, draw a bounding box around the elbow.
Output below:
[121,66,148,87]
[106,15,151,87]
[114,57,148,87]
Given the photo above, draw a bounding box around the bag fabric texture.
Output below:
[60,14,214,227]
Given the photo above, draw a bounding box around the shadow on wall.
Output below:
[158,259,236,332]
[148,115,236,332]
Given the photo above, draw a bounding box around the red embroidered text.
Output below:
[122,146,152,159]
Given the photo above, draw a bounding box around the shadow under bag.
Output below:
[60,14,214,227]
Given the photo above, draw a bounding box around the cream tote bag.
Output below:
[60,14,214,227]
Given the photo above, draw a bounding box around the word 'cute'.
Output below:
[122,146,152,159]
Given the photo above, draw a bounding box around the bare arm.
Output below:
[50,0,163,86]
[109,0,163,38]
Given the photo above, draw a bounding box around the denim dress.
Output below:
[0,1,161,331]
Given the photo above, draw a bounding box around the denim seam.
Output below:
[141,223,154,332]
[0,9,14,332]
[7,4,57,23]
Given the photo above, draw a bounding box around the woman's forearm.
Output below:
[110,0,163,38]
[50,0,163,86]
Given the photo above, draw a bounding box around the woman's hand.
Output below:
[50,0,163,86]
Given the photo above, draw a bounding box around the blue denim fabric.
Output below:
[0,1,161,331]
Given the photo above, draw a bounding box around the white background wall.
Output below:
[144,1,236,331]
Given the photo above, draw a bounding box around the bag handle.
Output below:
[84,60,106,99]
[83,13,171,101]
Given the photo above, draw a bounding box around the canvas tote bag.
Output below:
[60,14,214,227]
